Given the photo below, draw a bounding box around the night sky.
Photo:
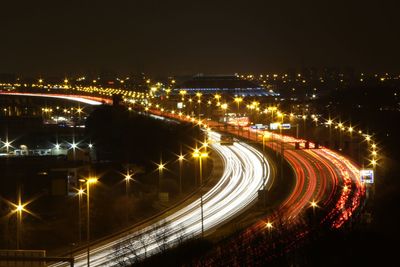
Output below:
[1,0,399,76]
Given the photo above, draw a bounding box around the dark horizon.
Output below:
[1,0,399,76]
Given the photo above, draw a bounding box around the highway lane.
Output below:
[0,92,108,105]
[0,92,272,265]
[50,130,271,266]
[219,126,364,230]
[4,92,364,262]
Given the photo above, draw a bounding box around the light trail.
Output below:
[50,130,271,266]
[199,124,364,232]
[0,92,107,105]
[0,92,271,266]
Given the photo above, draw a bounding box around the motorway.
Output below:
[0,92,108,105]
[0,91,365,264]
[49,130,270,266]
[217,127,365,233]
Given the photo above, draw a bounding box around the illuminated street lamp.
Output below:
[70,142,78,149]
[221,103,228,124]
[326,118,333,144]
[310,200,318,216]
[370,159,377,168]
[79,177,98,267]
[266,221,273,234]
[192,150,208,237]
[76,188,85,243]
[262,132,270,153]
[178,154,185,194]
[157,161,166,191]
[5,191,34,250]
[124,171,132,196]
[179,90,187,101]
[2,140,12,153]
[234,97,243,114]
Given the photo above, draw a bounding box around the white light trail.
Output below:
[50,130,270,266]
[0,92,103,105]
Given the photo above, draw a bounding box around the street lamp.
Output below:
[157,161,166,192]
[76,188,85,243]
[221,103,228,126]
[124,171,133,197]
[2,139,12,154]
[178,154,185,194]
[192,150,208,237]
[6,192,33,250]
[80,177,98,267]
[179,90,187,101]
[262,132,270,153]
[310,200,318,216]
[234,97,243,114]
[265,221,273,234]
[327,118,333,146]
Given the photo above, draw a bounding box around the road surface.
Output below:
[49,130,271,266]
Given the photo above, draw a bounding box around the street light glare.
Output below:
[310,201,318,208]
[16,204,24,212]
[201,152,208,158]
[158,163,165,170]
[87,177,98,184]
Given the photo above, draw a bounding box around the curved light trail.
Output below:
[3,91,365,264]
[50,131,270,266]
[0,92,107,105]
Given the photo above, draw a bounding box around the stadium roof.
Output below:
[175,74,278,96]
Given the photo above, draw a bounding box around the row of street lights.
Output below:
[155,145,209,236]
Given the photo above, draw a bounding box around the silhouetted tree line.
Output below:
[112,220,212,267]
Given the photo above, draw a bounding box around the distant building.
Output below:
[175,74,279,96]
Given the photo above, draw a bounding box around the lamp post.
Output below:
[123,170,133,223]
[310,200,318,217]
[8,191,31,250]
[157,161,165,192]
[262,132,269,153]
[124,170,132,198]
[327,119,333,147]
[77,188,84,244]
[2,138,12,154]
[80,177,98,267]
[178,154,185,194]
[234,97,243,115]
[266,221,273,235]
[221,103,228,128]
[234,97,243,134]
[193,150,208,237]
[196,92,202,120]
[15,205,23,250]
